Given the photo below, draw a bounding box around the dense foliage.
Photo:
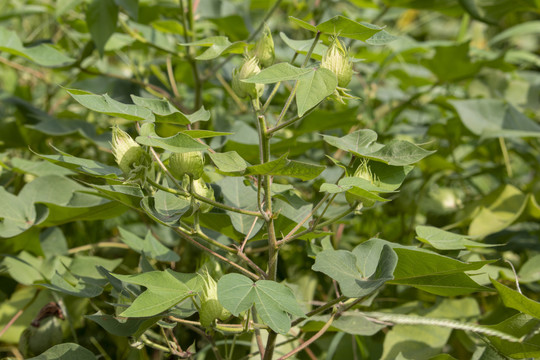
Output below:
[1,0,540,359]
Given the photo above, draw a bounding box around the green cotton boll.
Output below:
[252,24,275,68]
[232,56,265,99]
[19,317,63,357]
[321,37,353,88]
[198,270,228,328]
[169,151,205,180]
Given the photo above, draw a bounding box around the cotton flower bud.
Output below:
[169,151,205,180]
[111,126,151,177]
[193,178,215,213]
[321,38,353,88]
[232,57,264,99]
[199,271,231,328]
[252,24,275,68]
[346,160,377,207]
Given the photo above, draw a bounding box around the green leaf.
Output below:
[85,183,144,209]
[491,279,540,319]
[422,42,483,82]
[26,343,95,360]
[316,16,383,41]
[112,270,194,317]
[323,130,435,166]
[182,130,231,139]
[67,89,153,122]
[136,123,208,153]
[288,16,317,32]
[209,151,248,173]
[0,26,74,67]
[416,226,497,250]
[244,153,325,181]
[217,273,305,334]
[392,248,490,279]
[86,0,119,56]
[489,21,540,45]
[39,271,104,298]
[140,190,191,226]
[243,63,314,84]
[389,248,492,295]
[10,158,75,177]
[312,242,398,298]
[483,313,540,358]
[181,36,246,60]
[449,99,540,138]
[295,67,337,117]
[131,95,210,125]
[289,16,383,42]
[115,0,139,20]
[467,185,529,237]
[216,177,264,237]
[118,227,180,262]
[279,33,326,60]
[86,312,160,338]
[0,186,36,238]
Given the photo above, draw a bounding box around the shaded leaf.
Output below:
[0,26,74,67]
[27,343,95,360]
[312,242,398,298]
[243,63,314,84]
[67,89,153,122]
[181,36,246,60]
[118,227,180,262]
[245,153,325,181]
[86,0,118,56]
[449,99,540,138]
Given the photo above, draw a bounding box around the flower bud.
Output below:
[199,271,230,328]
[345,160,377,207]
[169,151,205,180]
[232,57,264,99]
[192,178,215,213]
[252,24,275,68]
[321,37,353,88]
[111,126,151,179]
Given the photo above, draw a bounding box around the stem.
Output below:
[278,313,336,360]
[147,177,263,218]
[166,56,180,98]
[277,193,330,247]
[216,72,248,112]
[195,228,235,253]
[499,137,513,177]
[251,307,266,358]
[263,332,278,360]
[291,295,347,327]
[266,107,317,135]
[67,242,129,254]
[0,290,41,338]
[175,228,260,280]
[257,115,278,280]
